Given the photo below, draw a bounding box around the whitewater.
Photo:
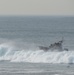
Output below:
[0,42,74,64]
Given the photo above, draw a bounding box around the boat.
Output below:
[39,39,68,52]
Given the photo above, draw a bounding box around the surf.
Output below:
[0,42,74,64]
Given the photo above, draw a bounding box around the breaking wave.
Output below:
[0,42,74,64]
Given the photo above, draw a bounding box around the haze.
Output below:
[0,0,74,16]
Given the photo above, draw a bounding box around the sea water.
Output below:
[0,16,74,75]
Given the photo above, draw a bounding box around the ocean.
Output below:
[0,16,74,75]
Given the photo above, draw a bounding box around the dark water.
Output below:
[0,16,74,48]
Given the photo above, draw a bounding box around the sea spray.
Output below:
[11,50,74,63]
[0,43,74,64]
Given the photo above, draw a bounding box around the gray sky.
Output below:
[0,0,74,15]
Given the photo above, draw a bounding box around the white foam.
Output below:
[0,43,74,64]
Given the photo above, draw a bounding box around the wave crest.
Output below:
[0,44,74,64]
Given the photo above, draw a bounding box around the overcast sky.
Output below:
[0,0,74,16]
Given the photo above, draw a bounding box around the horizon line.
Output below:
[0,14,74,17]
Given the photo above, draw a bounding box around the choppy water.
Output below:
[0,16,74,75]
[0,62,74,75]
